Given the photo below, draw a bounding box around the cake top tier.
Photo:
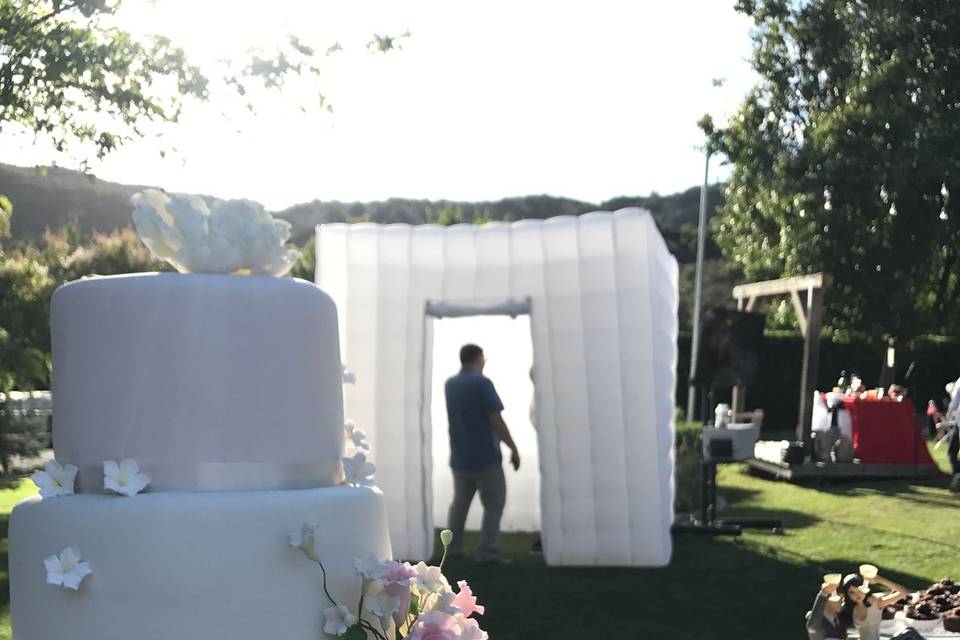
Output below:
[51,273,345,492]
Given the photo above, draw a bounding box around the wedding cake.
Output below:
[8,193,392,639]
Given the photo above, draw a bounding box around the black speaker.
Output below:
[692,308,765,389]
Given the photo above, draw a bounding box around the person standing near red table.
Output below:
[943,377,960,491]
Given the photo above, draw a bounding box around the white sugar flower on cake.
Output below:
[411,561,449,593]
[322,604,357,636]
[344,420,370,452]
[422,590,459,616]
[103,459,150,496]
[290,530,489,640]
[31,460,78,498]
[354,553,389,581]
[343,451,376,487]
[289,523,323,562]
[131,189,299,276]
[364,589,403,631]
[44,547,92,590]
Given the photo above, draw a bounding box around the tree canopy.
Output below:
[1,0,208,159]
[707,0,960,339]
[1,0,407,163]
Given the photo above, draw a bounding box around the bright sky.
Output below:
[1,0,757,210]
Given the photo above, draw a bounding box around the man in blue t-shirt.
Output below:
[445,343,520,562]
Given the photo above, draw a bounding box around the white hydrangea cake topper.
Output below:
[103,459,151,496]
[44,547,92,590]
[131,188,299,276]
[31,460,78,498]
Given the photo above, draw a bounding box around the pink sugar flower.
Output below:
[452,580,484,618]
[459,616,489,640]
[407,611,461,640]
[380,560,417,626]
[380,560,418,587]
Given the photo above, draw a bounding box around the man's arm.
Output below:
[949,377,960,416]
[806,582,838,639]
[490,412,520,471]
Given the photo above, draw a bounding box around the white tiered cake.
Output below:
[9,273,392,639]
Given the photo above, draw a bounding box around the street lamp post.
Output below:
[685,149,711,422]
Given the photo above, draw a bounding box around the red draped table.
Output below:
[840,397,935,465]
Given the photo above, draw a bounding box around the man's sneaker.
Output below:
[950,474,960,493]
[529,535,542,554]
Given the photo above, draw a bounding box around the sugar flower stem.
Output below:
[439,545,448,573]
[358,618,388,640]
[317,560,338,608]
[356,595,389,640]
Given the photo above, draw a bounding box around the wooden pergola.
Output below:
[732,272,832,446]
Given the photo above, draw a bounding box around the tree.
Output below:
[706,1,960,339]
[289,235,316,281]
[1,0,208,160]
[57,227,167,281]
[1,1,407,165]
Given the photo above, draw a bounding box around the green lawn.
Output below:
[0,479,40,640]
[1,447,957,640]
[439,444,960,639]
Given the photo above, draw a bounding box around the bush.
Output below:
[674,421,702,513]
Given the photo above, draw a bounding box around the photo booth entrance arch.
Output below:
[315,210,678,566]
[426,312,541,536]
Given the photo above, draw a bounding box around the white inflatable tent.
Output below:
[315,209,678,566]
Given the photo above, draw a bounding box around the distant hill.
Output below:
[0,162,737,326]
[0,161,722,253]
[0,163,152,239]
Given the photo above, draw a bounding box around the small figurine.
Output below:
[806,579,846,640]
[838,571,909,640]
[887,384,906,401]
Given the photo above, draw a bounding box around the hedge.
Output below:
[674,333,960,432]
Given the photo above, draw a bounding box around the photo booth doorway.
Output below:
[429,314,541,534]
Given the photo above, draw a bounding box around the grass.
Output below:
[437,441,960,639]
[0,445,956,639]
[0,479,39,640]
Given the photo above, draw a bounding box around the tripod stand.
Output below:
[672,389,784,537]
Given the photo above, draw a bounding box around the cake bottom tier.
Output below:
[10,486,391,640]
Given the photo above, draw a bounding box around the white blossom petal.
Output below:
[343,452,376,487]
[103,459,150,496]
[412,561,449,594]
[118,459,140,476]
[365,589,402,630]
[424,590,460,615]
[322,604,357,636]
[31,460,77,498]
[289,523,322,562]
[354,553,388,580]
[45,548,92,590]
[43,554,61,576]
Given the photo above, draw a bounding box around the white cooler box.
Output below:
[702,423,759,461]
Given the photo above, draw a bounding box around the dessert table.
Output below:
[840,397,935,465]
[864,618,960,638]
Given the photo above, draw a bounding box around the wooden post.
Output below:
[731,296,747,417]
[797,287,824,446]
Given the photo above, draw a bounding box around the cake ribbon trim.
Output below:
[71,461,345,493]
